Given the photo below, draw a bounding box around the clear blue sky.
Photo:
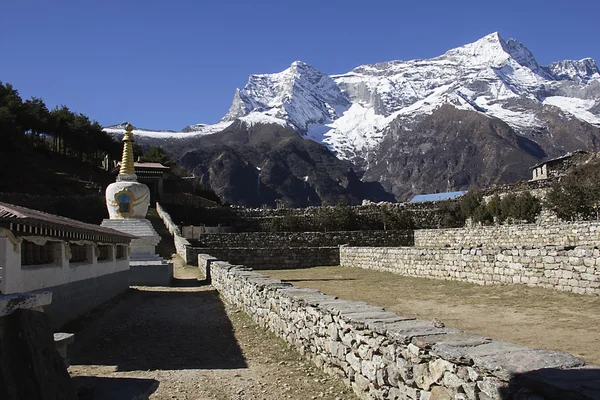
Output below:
[1,0,599,131]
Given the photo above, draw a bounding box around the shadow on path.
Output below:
[504,368,600,400]
[73,376,159,400]
[171,277,209,287]
[282,278,356,283]
[66,287,247,372]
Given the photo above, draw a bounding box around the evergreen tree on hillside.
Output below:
[0,81,120,164]
[0,82,24,148]
[141,146,170,165]
[546,160,600,220]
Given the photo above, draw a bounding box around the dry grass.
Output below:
[264,266,600,365]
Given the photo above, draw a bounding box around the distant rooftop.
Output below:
[133,162,170,169]
[410,191,468,203]
[531,150,590,169]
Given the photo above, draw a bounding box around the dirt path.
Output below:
[67,259,356,400]
[264,266,600,366]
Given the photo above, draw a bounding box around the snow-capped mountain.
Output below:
[221,61,351,132]
[106,32,600,156]
[104,32,600,202]
[200,32,598,166]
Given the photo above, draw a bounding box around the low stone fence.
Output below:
[195,247,339,269]
[414,221,600,248]
[191,230,413,248]
[340,246,600,295]
[182,225,235,239]
[156,202,193,263]
[207,257,594,400]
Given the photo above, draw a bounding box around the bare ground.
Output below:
[264,266,600,365]
[66,258,357,400]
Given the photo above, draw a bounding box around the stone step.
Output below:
[100,219,159,237]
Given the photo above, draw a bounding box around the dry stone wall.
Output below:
[195,247,338,269]
[184,230,411,267]
[206,256,594,400]
[414,222,600,248]
[192,230,413,248]
[156,202,192,263]
[340,246,600,295]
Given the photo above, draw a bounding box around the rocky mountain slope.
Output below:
[105,32,600,202]
[174,121,393,207]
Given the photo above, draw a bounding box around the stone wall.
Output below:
[192,230,413,249]
[340,246,600,295]
[156,202,192,263]
[207,257,593,400]
[182,225,235,239]
[196,247,339,269]
[182,230,410,267]
[413,221,600,248]
[180,201,459,232]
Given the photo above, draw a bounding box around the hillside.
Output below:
[0,147,113,223]
[177,121,394,207]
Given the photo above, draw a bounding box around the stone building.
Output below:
[530,150,593,181]
[133,161,170,204]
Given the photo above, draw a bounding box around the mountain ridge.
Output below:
[104,32,600,202]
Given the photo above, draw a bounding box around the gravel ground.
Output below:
[66,259,357,400]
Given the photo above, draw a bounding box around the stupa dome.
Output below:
[105,123,150,219]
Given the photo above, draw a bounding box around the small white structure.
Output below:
[101,123,172,286]
[0,202,134,328]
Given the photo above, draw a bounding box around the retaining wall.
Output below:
[206,256,595,400]
[195,247,339,269]
[192,230,413,248]
[413,222,600,248]
[156,202,192,263]
[183,228,410,267]
[340,246,600,295]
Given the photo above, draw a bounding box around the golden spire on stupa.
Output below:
[119,122,136,176]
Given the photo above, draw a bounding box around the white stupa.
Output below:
[101,123,172,285]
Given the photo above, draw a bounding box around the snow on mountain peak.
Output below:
[549,58,600,83]
[116,33,599,166]
[503,38,544,72]
[442,32,513,67]
[221,60,350,132]
[439,32,541,73]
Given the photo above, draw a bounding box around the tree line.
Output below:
[545,159,600,221]
[0,81,120,164]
